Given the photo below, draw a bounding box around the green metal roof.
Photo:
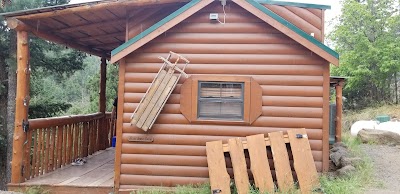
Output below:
[256,0,331,10]
[112,0,338,62]
[247,0,339,59]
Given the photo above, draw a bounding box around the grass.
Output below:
[320,133,374,194]
[20,186,49,194]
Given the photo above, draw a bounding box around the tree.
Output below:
[0,0,87,189]
[330,0,400,109]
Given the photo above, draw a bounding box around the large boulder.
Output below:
[351,120,379,136]
[358,129,400,145]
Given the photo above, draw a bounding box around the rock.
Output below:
[330,146,349,166]
[358,129,400,145]
[332,142,347,148]
[340,157,362,167]
[337,165,356,176]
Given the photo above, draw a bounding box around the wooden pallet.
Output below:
[206,128,319,194]
[130,51,189,131]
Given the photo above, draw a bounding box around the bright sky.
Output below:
[69,0,341,33]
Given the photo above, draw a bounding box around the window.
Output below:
[180,75,263,125]
[198,82,244,120]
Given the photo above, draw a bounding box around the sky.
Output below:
[69,0,342,33]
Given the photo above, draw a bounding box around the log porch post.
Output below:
[99,57,107,149]
[335,81,344,142]
[11,30,30,183]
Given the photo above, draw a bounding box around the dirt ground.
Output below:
[361,144,400,194]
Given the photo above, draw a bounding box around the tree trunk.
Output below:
[395,72,398,104]
[6,31,17,188]
[0,58,8,190]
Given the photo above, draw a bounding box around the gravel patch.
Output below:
[361,144,400,193]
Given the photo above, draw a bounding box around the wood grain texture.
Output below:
[268,131,294,192]
[206,141,231,194]
[287,128,319,194]
[228,138,250,194]
[246,134,274,193]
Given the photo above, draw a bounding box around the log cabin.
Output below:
[2,0,344,193]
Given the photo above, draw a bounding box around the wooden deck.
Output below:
[9,148,115,194]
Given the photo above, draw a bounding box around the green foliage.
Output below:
[329,0,400,109]
[23,186,50,194]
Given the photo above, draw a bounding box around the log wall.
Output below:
[118,1,328,188]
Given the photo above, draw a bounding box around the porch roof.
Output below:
[1,0,190,57]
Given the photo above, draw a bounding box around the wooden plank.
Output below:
[206,141,231,194]
[223,135,289,152]
[73,124,79,160]
[88,171,114,186]
[246,134,274,193]
[136,72,174,128]
[44,128,50,174]
[268,131,294,192]
[228,138,249,194]
[142,75,178,131]
[287,128,319,194]
[131,70,167,125]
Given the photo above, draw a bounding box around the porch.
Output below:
[8,148,114,194]
[8,113,116,194]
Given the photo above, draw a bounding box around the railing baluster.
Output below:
[44,128,50,174]
[49,127,55,172]
[73,123,78,161]
[57,126,62,169]
[39,129,45,175]
[62,125,67,167]
[24,128,32,180]
[31,129,37,178]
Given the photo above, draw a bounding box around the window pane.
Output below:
[221,83,242,99]
[200,83,221,98]
[198,101,243,120]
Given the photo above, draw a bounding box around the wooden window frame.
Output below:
[180,75,262,125]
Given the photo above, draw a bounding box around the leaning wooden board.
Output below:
[206,129,319,194]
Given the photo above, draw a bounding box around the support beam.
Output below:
[99,57,107,113]
[335,82,343,142]
[57,19,125,33]
[99,57,107,150]
[7,18,106,57]
[78,32,124,42]
[11,31,30,183]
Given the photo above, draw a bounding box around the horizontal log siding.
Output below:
[120,1,326,187]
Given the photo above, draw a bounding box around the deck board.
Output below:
[17,148,115,190]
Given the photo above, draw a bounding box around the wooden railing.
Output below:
[22,112,115,181]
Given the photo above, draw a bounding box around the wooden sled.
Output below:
[130,51,189,131]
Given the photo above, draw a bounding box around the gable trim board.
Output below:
[110,0,339,65]
[256,0,331,10]
[110,0,214,63]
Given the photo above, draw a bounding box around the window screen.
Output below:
[198,82,244,120]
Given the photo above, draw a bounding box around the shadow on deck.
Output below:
[9,148,115,194]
